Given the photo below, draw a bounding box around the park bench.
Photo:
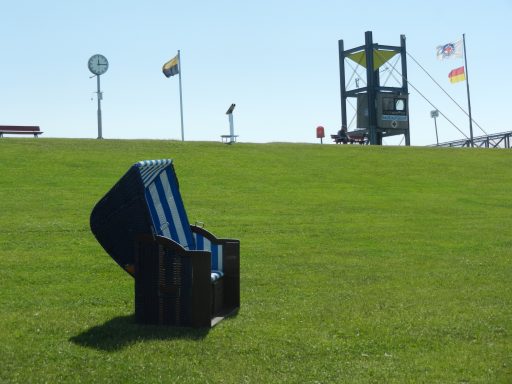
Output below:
[90,159,240,328]
[221,134,238,143]
[0,125,43,137]
[331,131,368,145]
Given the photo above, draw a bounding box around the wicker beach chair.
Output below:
[90,159,240,327]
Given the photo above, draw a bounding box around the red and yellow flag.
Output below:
[448,66,465,84]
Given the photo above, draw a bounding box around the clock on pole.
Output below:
[88,54,109,75]
[88,54,109,139]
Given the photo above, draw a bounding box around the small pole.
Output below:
[97,75,103,139]
[177,50,185,142]
[431,110,439,145]
[225,104,236,144]
[462,34,474,147]
[434,116,439,145]
[228,113,234,143]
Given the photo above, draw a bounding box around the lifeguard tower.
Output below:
[338,31,410,145]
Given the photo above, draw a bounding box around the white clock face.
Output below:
[88,54,109,75]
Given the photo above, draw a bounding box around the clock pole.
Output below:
[97,74,103,139]
[88,54,108,139]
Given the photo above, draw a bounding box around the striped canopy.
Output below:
[136,160,194,250]
[91,159,226,278]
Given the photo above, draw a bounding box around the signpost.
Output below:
[225,103,236,143]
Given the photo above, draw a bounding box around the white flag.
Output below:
[436,39,463,60]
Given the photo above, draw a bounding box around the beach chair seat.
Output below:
[90,159,240,327]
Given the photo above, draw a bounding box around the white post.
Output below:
[97,75,103,139]
[225,104,236,144]
[178,50,184,142]
[229,113,234,143]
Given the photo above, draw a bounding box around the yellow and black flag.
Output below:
[162,54,179,78]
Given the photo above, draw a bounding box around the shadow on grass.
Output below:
[70,314,209,352]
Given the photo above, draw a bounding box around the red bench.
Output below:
[0,125,43,138]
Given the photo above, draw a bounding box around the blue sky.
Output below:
[1,0,510,145]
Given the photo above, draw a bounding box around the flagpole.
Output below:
[178,49,185,142]
[462,34,474,147]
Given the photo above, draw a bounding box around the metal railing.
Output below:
[432,131,512,148]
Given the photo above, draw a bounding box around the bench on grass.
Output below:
[0,125,43,137]
[331,133,368,145]
[90,159,240,328]
[221,134,238,143]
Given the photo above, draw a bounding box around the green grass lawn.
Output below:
[0,138,511,383]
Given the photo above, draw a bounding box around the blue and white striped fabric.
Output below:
[136,160,195,251]
[193,232,224,277]
[137,159,173,187]
[135,159,224,281]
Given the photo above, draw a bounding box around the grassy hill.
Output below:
[0,138,511,383]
